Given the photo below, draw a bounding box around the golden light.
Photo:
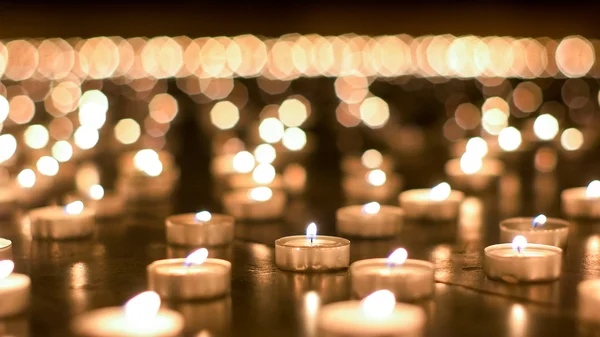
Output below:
[556,36,595,77]
[430,182,451,201]
[0,259,14,280]
[387,248,408,266]
[278,98,308,127]
[141,37,183,78]
[133,149,163,177]
[24,124,50,149]
[124,291,161,323]
[89,184,105,201]
[149,93,178,124]
[75,163,100,194]
[513,81,542,113]
[482,108,508,135]
[78,90,108,129]
[17,169,36,188]
[115,118,141,145]
[9,95,35,124]
[459,152,483,174]
[259,118,285,144]
[454,103,480,130]
[361,149,383,169]
[465,137,488,158]
[79,37,119,79]
[360,96,390,129]
[0,95,8,123]
[532,214,547,228]
[511,235,527,254]
[210,101,239,130]
[252,163,276,184]
[48,117,74,141]
[37,156,60,177]
[586,180,600,199]
[283,163,306,192]
[184,248,209,266]
[533,114,559,141]
[74,126,99,150]
[195,211,212,222]
[361,290,396,319]
[0,134,17,163]
[498,127,522,152]
[254,144,277,164]
[233,151,255,173]
[361,201,381,215]
[282,127,307,151]
[248,186,273,202]
[306,222,317,241]
[560,128,584,151]
[5,40,38,81]
[65,200,84,215]
[51,140,73,162]
[366,169,386,187]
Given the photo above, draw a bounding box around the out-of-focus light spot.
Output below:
[248,186,273,202]
[360,96,389,129]
[74,126,99,150]
[79,90,108,130]
[144,116,170,138]
[454,103,480,130]
[5,40,38,81]
[252,163,276,184]
[556,36,595,77]
[259,118,285,143]
[114,119,141,145]
[17,169,36,188]
[49,81,81,116]
[149,93,178,124]
[533,114,559,141]
[335,102,361,127]
[334,75,369,103]
[513,81,542,113]
[482,108,508,135]
[443,118,464,142]
[361,149,383,169]
[79,37,119,79]
[282,127,307,151]
[37,156,59,176]
[460,152,483,174]
[142,37,183,78]
[75,163,100,193]
[534,147,558,172]
[254,144,276,164]
[210,101,239,130]
[24,124,50,149]
[133,149,163,177]
[0,95,8,123]
[482,96,509,116]
[465,137,488,158]
[278,98,308,127]
[498,127,522,152]
[233,151,255,173]
[48,117,74,141]
[89,184,104,200]
[0,134,17,163]
[51,140,73,162]
[560,128,584,151]
[366,169,386,186]
[9,95,35,124]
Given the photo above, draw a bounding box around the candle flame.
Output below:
[133,149,163,177]
[0,260,14,280]
[89,184,105,201]
[17,169,36,188]
[361,201,381,215]
[65,200,84,215]
[387,248,408,266]
[248,186,273,202]
[459,152,483,175]
[366,169,386,187]
[532,214,547,228]
[429,182,451,201]
[306,222,317,242]
[233,151,255,174]
[361,290,396,319]
[252,163,276,184]
[195,211,212,222]
[586,180,600,199]
[124,291,161,323]
[361,149,383,169]
[184,248,209,266]
[465,137,488,158]
[512,235,527,254]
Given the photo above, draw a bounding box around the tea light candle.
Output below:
[341,150,394,177]
[148,248,231,300]
[317,290,426,337]
[0,260,30,317]
[343,169,403,202]
[578,279,600,322]
[71,291,184,337]
[223,186,286,221]
[499,215,569,248]
[561,180,600,218]
[336,202,403,238]
[444,154,504,192]
[350,248,434,302]
[0,239,11,260]
[275,223,350,272]
[166,212,234,247]
[398,182,464,221]
[29,201,96,239]
[483,235,562,283]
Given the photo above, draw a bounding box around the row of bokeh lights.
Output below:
[0,34,597,81]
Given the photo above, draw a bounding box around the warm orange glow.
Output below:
[115,119,141,145]
[210,101,239,130]
[278,97,309,127]
[513,81,542,113]
[556,36,595,77]
[9,95,35,124]
[5,40,38,81]
[360,96,389,129]
[149,93,178,124]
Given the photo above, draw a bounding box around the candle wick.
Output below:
[310,237,313,246]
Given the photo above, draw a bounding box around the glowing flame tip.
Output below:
[0,260,14,279]
[361,290,396,319]
[184,248,209,266]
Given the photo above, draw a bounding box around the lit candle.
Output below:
[350,248,435,302]
[578,279,600,323]
[71,291,184,337]
[166,211,235,247]
[342,169,403,203]
[341,149,394,177]
[483,235,562,283]
[561,180,600,218]
[275,223,350,272]
[0,260,31,317]
[28,201,96,239]
[398,182,464,221]
[148,248,232,300]
[336,202,404,238]
[444,154,504,192]
[317,290,426,337]
[222,186,287,221]
[0,238,11,260]
[499,215,569,248]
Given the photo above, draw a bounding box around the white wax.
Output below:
[318,301,425,336]
[0,273,31,317]
[486,248,556,258]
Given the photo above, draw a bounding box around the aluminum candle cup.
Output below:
[275,224,350,272]
[444,157,504,192]
[483,237,562,283]
[317,290,426,337]
[148,250,231,300]
[398,183,464,221]
[336,203,403,238]
[222,187,286,221]
[562,182,600,219]
[166,212,234,247]
[0,261,30,317]
[342,173,402,203]
[499,216,569,248]
[578,279,600,323]
[71,292,184,337]
[350,258,434,302]
[0,239,11,260]
[28,202,95,239]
